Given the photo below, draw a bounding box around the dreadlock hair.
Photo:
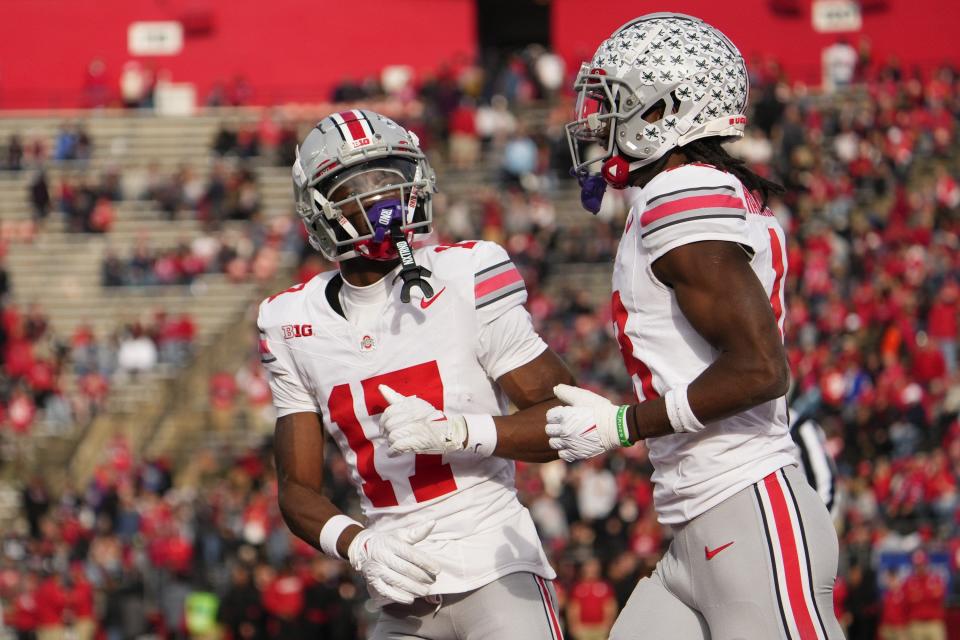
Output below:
[680,137,785,207]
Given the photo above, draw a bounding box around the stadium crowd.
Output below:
[0,47,958,639]
[0,299,203,448]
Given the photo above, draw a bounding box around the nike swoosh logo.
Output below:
[580,425,598,436]
[625,215,634,234]
[420,287,447,310]
[705,541,734,560]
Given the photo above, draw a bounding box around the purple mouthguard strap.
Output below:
[572,169,607,215]
[366,199,406,242]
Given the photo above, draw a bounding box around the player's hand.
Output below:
[347,521,440,605]
[379,385,467,455]
[545,384,630,462]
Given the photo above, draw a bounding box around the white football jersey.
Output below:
[257,240,555,595]
[613,163,798,525]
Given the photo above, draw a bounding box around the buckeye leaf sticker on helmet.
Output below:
[565,12,750,211]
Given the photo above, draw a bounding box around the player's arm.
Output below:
[274,411,359,557]
[275,411,439,604]
[379,341,574,463]
[628,239,789,439]
[491,347,574,462]
[545,241,788,460]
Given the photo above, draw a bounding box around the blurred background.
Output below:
[0,0,958,638]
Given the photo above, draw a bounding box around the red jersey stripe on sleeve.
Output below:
[641,194,744,226]
[475,268,522,299]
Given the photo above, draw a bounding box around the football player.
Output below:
[259,109,567,639]
[382,12,845,640]
[546,13,846,639]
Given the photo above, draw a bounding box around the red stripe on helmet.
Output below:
[335,110,367,143]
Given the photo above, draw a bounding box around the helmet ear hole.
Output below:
[641,99,666,122]
[669,92,682,115]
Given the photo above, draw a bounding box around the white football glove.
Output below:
[347,521,440,605]
[379,385,467,455]
[545,384,631,462]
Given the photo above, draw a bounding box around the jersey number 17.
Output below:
[328,361,458,507]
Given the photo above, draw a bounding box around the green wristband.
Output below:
[615,405,632,448]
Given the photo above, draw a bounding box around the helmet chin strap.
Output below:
[360,195,433,303]
[389,222,433,303]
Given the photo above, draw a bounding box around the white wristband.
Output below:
[665,384,706,433]
[665,387,685,433]
[463,414,498,457]
[319,514,362,559]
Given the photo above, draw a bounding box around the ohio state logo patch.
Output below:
[360,334,376,352]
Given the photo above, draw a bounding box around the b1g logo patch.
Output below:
[281,324,313,339]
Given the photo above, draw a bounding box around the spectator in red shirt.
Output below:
[35,572,67,640]
[7,386,37,435]
[568,558,617,640]
[78,371,109,411]
[911,332,946,390]
[4,325,35,379]
[88,196,115,233]
[903,550,946,640]
[448,98,479,169]
[67,563,95,640]
[209,370,238,430]
[923,451,957,521]
[262,562,304,638]
[8,571,39,640]
[927,282,958,375]
[879,570,907,640]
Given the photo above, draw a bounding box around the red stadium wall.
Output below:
[0,0,476,109]
[3,0,958,109]
[553,0,960,85]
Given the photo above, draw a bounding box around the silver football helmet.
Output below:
[293,109,437,261]
[566,13,749,188]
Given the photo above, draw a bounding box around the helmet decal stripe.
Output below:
[333,110,368,144]
[352,109,376,139]
[327,113,348,141]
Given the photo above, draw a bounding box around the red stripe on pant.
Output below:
[535,576,564,640]
[763,473,820,640]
